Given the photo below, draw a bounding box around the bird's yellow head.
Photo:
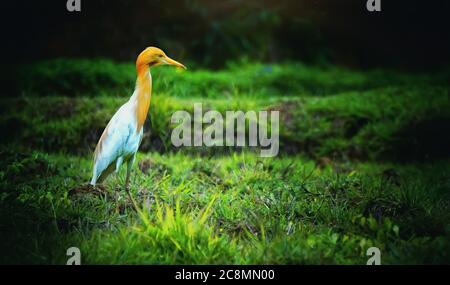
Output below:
[136,47,186,74]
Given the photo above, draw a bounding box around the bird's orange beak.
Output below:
[164,55,187,69]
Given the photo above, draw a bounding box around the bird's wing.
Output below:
[92,103,134,181]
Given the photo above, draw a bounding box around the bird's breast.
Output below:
[135,73,152,132]
[123,126,143,155]
[118,104,144,155]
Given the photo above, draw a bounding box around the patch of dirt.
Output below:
[138,159,172,176]
[68,184,108,197]
[316,156,333,169]
[138,159,152,175]
[266,100,301,130]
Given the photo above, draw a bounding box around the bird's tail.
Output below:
[90,165,99,186]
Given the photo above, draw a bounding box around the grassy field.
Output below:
[1,60,449,264]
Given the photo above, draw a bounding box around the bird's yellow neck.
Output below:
[134,65,152,132]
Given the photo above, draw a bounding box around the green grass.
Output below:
[1,151,449,264]
[2,85,449,160]
[1,60,449,264]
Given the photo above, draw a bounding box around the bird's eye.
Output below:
[158,54,164,58]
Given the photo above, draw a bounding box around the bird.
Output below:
[90,47,186,193]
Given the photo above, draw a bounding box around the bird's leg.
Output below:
[114,174,120,214]
[125,155,139,212]
[113,156,124,214]
[125,157,132,191]
[125,169,130,191]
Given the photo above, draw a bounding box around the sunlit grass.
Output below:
[1,150,449,264]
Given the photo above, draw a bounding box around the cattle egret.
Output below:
[90,47,186,195]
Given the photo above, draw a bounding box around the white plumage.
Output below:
[90,89,145,186]
[89,47,186,190]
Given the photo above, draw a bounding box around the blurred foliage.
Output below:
[4,59,450,162]
[12,58,450,97]
[16,59,135,97]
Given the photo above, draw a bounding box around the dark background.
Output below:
[1,0,450,69]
